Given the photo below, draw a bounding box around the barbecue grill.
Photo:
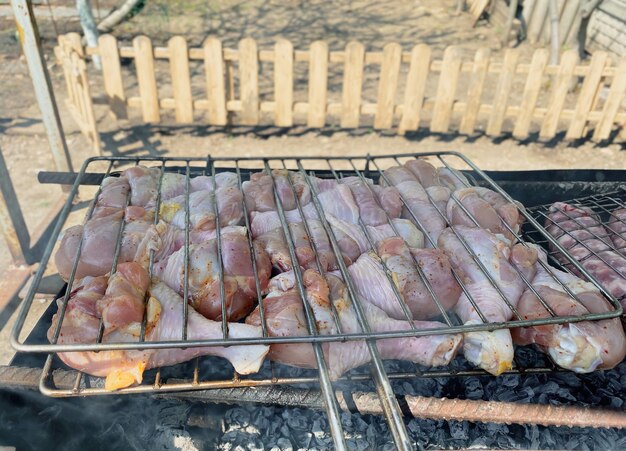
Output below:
[5,151,625,450]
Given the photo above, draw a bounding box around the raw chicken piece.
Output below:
[437,167,470,191]
[371,184,403,219]
[377,237,461,319]
[133,221,242,270]
[49,275,109,344]
[510,244,626,372]
[153,226,271,321]
[384,166,447,245]
[242,169,310,212]
[55,208,153,281]
[546,202,626,306]
[366,219,425,250]
[447,187,523,239]
[96,176,130,211]
[326,274,462,379]
[96,262,150,331]
[438,226,528,375]
[159,187,243,231]
[248,272,461,379]
[404,159,440,187]
[159,172,240,201]
[247,269,337,343]
[348,252,412,320]
[124,166,161,207]
[607,208,626,254]
[339,177,400,226]
[255,223,317,271]
[50,280,269,390]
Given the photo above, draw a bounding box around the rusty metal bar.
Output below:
[5,364,623,429]
[11,0,73,173]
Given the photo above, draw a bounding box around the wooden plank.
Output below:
[593,59,626,141]
[559,0,580,45]
[522,0,537,23]
[307,41,329,128]
[459,47,491,134]
[340,41,365,128]
[398,44,431,135]
[486,48,520,136]
[274,39,294,127]
[513,48,549,139]
[528,0,548,44]
[98,34,127,119]
[430,46,462,133]
[374,42,402,130]
[203,37,227,126]
[168,36,194,123]
[133,36,160,123]
[470,0,490,25]
[239,38,259,126]
[566,51,608,140]
[539,49,578,138]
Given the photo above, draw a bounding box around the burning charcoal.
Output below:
[463,378,484,400]
[286,414,309,432]
[448,421,469,440]
[311,419,324,440]
[353,416,368,432]
[340,412,353,429]
[225,408,251,429]
[276,437,293,451]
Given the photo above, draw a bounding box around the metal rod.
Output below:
[11,0,73,173]
[264,162,348,451]
[235,162,268,337]
[296,161,413,451]
[207,158,229,339]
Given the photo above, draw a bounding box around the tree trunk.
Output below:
[77,0,101,69]
[548,0,560,64]
[97,0,144,33]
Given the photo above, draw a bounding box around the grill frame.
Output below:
[8,151,626,450]
[11,152,623,355]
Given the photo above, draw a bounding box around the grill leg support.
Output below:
[11,0,74,174]
[0,146,29,266]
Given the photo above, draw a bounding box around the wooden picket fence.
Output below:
[55,33,626,151]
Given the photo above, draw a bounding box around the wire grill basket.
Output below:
[10,152,624,450]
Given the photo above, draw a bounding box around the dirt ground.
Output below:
[1,0,625,276]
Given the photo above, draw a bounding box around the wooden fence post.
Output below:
[593,59,626,141]
[398,44,431,135]
[239,38,260,126]
[459,47,491,135]
[374,43,402,130]
[274,39,294,127]
[431,46,462,133]
[98,34,127,119]
[307,41,329,128]
[486,48,519,136]
[169,36,194,123]
[566,51,608,140]
[203,37,228,126]
[133,36,160,123]
[341,41,365,129]
[540,49,578,139]
[513,48,549,139]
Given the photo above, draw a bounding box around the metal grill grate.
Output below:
[525,188,626,307]
[9,152,624,451]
